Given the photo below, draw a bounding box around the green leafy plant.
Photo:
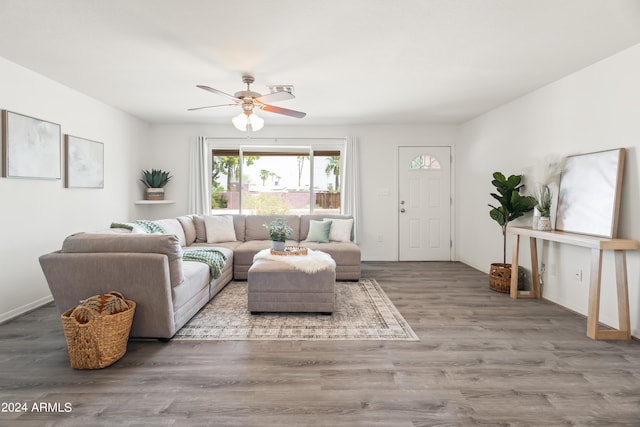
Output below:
[535,184,552,218]
[140,169,172,188]
[263,218,292,242]
[488,172,537,263]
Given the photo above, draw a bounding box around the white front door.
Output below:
[398,146,451,261]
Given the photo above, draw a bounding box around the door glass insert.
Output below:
[410,154,441,170]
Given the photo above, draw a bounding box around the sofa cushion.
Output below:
[61,233,184,287]
[155,218,187,247]
[300,215,354,241]
[189,241,244,252]
[174,261,210,311]
[323,217,354,242]
[193,215,207,243]
[306,220,332,243]
[231,215,246,241]
[299,241,361,266]
[204,215,237,243]
[233,240,275,267]
[245,215,300,241]
[177,215,197,245]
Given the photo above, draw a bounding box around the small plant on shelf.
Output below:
[140,169,172,200]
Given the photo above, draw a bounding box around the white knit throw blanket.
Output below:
[253,248,336,274]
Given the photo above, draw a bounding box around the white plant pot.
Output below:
[537,216,552,231]
[272,241,286,251]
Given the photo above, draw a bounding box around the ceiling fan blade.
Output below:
[196,85,239,101]
[255,90,295,104]
[260,104,306,118]
[187,103,238,111]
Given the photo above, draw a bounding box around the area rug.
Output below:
[173,278,419,341]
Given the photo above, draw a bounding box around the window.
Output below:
[410,154,441,170]
[211,146,342,215]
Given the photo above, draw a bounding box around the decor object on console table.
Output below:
[527,155,564,231]
[535,185,552,231]
[264,217,292,251]
[140,168,172,200]
[488,172,537,293]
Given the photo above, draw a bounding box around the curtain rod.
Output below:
[204,137,348,141]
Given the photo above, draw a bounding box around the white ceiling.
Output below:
[1,0,640,126]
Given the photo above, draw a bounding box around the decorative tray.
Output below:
[270,246,308,256]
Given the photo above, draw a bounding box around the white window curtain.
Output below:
[188,136,209,215]
[341,136,361,243]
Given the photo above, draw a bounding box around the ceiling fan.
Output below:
[189,75,306,131]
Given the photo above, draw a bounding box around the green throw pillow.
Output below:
[306,220,332,243]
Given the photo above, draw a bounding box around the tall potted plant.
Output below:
[488,172,537,293]
[140,169,172,200]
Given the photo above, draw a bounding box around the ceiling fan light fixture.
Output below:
[232,111,264,132]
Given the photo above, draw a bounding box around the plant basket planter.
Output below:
[61,299,136,369]
[489,263,525,294]
[144,188,165,200]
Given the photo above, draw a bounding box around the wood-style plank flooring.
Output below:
[1,261,639,426]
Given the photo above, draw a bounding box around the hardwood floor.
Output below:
[1,261,639,426]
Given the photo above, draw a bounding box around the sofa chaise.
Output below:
[39,214,360,339]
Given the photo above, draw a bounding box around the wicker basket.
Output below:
[61,299,136,369]
[489,263,524,294]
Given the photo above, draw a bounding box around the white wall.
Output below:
[456,44,640,337]
[141,123,457,261]
[0,58,149,322]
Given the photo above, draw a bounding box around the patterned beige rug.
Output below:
[173,278,418,341]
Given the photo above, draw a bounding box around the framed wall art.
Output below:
[65,135,104,188]
[555,148,625,238]
[2,110,61,179]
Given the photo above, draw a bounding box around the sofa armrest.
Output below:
[39,251,177,338]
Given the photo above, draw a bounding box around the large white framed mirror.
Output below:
[555,148,625,238]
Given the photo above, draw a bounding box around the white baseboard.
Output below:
[0,295,54,324]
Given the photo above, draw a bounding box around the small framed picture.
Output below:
[2,110,61,179]
[65,135,104,188]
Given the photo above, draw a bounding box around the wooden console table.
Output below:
[506,226,637,340]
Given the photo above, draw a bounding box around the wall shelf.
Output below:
[134,200,175,205]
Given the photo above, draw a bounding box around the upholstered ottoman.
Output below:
[248,257,336,314]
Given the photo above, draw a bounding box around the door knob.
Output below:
[400,208,406,213]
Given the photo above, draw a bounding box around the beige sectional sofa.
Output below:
[39,214,360,339]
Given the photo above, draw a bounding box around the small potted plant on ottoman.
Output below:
[264,218,292,251]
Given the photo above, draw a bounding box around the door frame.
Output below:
[397,145,455,261]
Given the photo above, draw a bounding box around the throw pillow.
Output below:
[323,218,354,242]
[204,215,237,243]
[306,220,332,243]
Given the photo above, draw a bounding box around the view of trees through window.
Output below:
[211,150,341,215]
